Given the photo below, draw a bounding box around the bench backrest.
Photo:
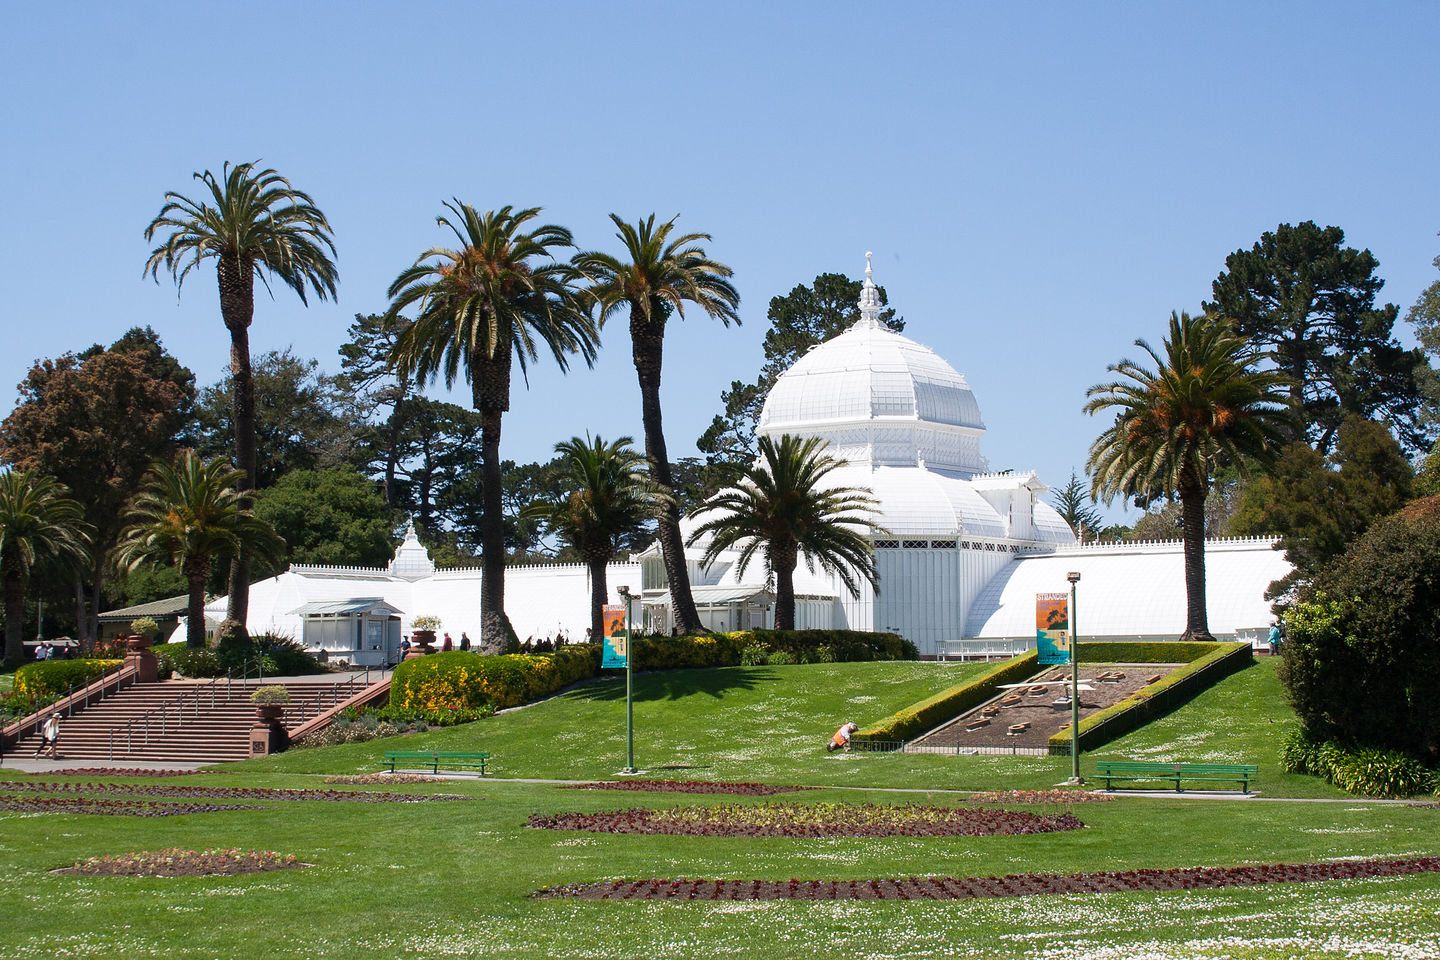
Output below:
[1096,760,1257,774]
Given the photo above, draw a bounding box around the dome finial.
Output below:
[857,251,882,329]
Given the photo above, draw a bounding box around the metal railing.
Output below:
[279,666,383,727]
[1,660,133,753]
[109,657,264,760]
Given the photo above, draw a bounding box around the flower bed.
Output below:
[49,768,204,778]
[534,856,1440,900]
[0,794,262,817]
[968,789,1115,805]
[323,773,447,785]
[529,802,1082,838]
[0,781,467,803]
[57,848,306,877]
[562,780,813,796]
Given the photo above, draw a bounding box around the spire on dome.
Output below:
[856,251,883,329]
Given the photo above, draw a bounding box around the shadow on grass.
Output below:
[563,667,778,703]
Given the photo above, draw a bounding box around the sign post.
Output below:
[1066,571,1082,784]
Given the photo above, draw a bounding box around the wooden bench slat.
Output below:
[383,750,490,775]
[1094,759,1256,794]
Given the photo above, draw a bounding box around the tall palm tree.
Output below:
[573,215,740,634]
[387,203,597,652]
[1086,311,1292,641]
[685,434,882,631]
[0,472,90,667]
[525,435,658,644]
[143,161,337,625]
[114,451,286,648]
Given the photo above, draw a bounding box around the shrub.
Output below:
[766,649,795,666]
[1280,730,1323,775]
[740,645,767,666]
[1325,748,1436,798]
[13,659,122,699]
[250,685,291,705]
[1281,497,1440,757]
[152,633,324,679]
[390,647,599,713]
[153,643,224,679]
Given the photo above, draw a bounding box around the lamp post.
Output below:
[617,585,637,774]
[1067,570,1082,784]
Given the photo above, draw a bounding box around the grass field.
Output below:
[1,658,1437,959]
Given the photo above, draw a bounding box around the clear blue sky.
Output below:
[3,3,1437,524]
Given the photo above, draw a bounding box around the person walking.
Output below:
[33,711,60,759]
[442,632,453,652]
[459,632,471,652]
[1267,620,1282,657]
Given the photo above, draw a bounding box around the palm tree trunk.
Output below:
[218,255,256,626]
[1178,472,1213,642]
[587,556,609,647]
[630,307,703,634]
[3,571,25,667]
[771,543,798,632]
[473,352,517,654]
[87,554,106,644]
[73,574,88,645]
[183,557,210,648]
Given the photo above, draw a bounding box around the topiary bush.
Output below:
[13,659,122,699]
[1281,496,1440,758]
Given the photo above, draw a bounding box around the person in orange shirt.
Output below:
[827,722,858,752]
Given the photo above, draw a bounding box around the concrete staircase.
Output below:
[8,677,373,764]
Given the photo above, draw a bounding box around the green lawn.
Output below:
[1,658,1437,959]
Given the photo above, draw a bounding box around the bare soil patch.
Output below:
[535,856,1440,900]
[913,663,1185,750]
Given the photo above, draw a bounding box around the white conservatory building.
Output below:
[206,258,1290,661]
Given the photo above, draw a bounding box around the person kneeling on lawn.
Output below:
[827,722,858,752]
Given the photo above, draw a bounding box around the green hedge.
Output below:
[153,634,325,679]
[13,659,122,698]
[855,651,1040,744]
[1047,642,1252,755]
[390,647,600,713]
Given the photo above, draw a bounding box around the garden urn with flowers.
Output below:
[408,616,442,658]
[250,685,291,721]
[127,616,161,651]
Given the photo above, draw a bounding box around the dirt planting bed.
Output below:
[56,848,308,877]
[535,856,1440,901]
[562,780,813,796]
[530,801,1083,838]
[913,663,1185,750]
[0,794,263,817]
[0,780,468,803]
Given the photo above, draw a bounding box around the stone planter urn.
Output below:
[408,629,437,658]
[254,704,285,721]
[125,634,154,651]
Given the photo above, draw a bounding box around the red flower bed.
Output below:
[50,768,204,778]
[563,780,813,796]
[968,789,1115,805]
[0,794,262,817]
[0,781,466,803]
[57,848,305,877]
[530,801,1083,838]
[535,856,1440,900]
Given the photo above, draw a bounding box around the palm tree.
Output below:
[143,161,337,626]
[0,472,91,667]
[1085,311,1291,641]
[525,435,658,644]
[685,434,882,630]
[573,215,740,634]
[387,203,597,652]
[114,452,286,648]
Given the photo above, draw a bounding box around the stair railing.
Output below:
[109,659,264,760]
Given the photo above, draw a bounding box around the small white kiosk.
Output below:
[292,598,403,667]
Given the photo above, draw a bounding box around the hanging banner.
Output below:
[1036,592,1070,665]
[601,604,628,668]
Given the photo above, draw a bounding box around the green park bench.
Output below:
[1095,760,1258,794]
[384,750,490,775]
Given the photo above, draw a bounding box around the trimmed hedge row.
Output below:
[13,659,122,698]
[855,651,1040,744]
[1048,642,1252,755]
[632,629,916,672]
